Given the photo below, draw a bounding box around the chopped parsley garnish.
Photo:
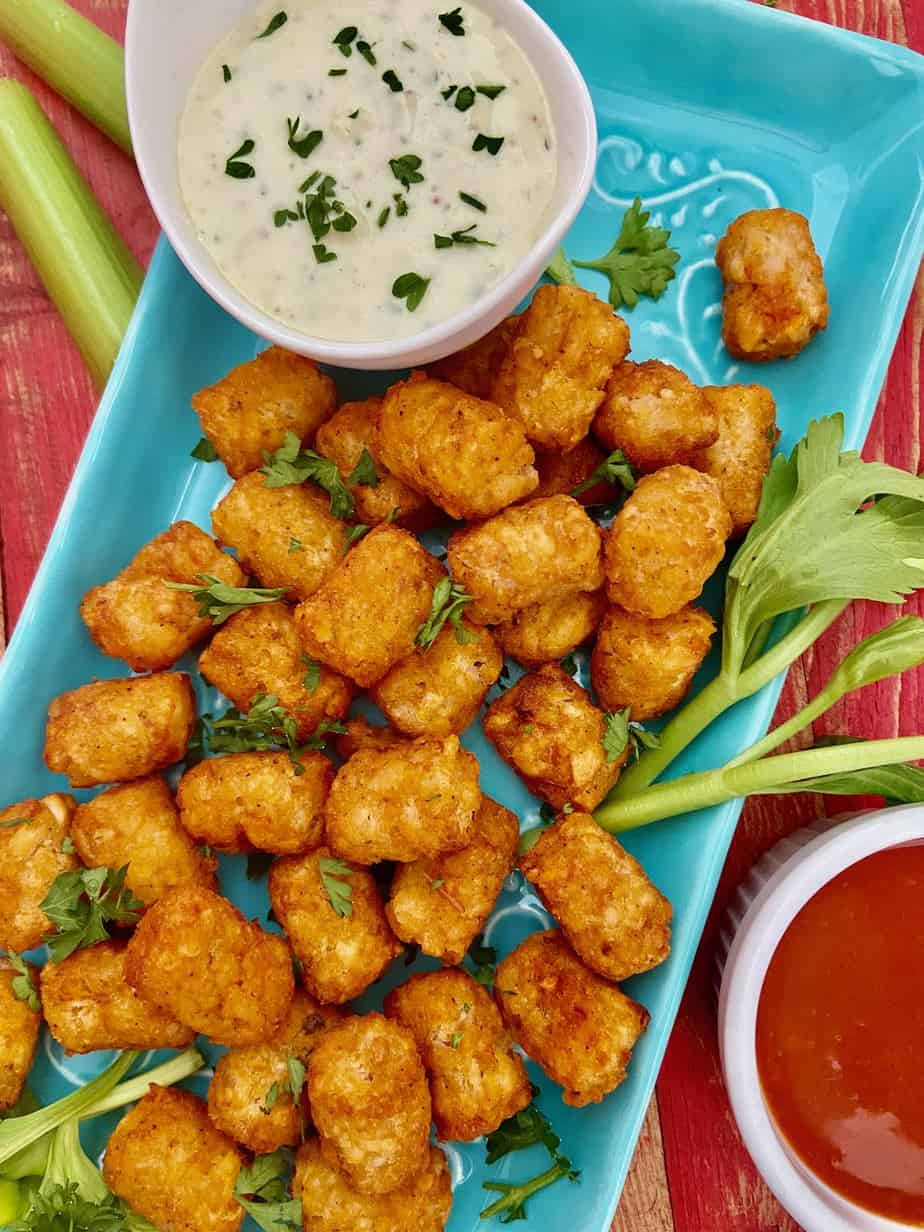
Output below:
[454,85,475,111]
[485,1101,561,1164]
[301,655,322,693]
[416,577,476,647]
[439,6,466,35]
[459,190,486,212]
[274,208,299,227]
[628,723,661,762]
[7,951,39,1012]
[394,193,409,216]
[328,67,347,76]
[450,1032,463,1049]
[602,708,631,764]
[343,524,371,552]
[289,537,304,553]
[333,25,357,55]
[208,694,305,774]
[262,432,355,517]
[434,223,494,249]
[348,108,360,118]
[472,133,504,155]
[572,449,636,499]
[256,11,288,38]
[225,138,256,179]
[482,1099,580,1222]
[0,815,36,829]
[40,866,144,962]
[332,210,357,232]
[382,69,403,92]
[572,196,681,309]
[191,436,219,461]
[465,933,497,986]
[389,153,424,188]
[476,83,506,99]
[234,1151,302,1232]
[392,271,431,312]
[357,39,377,65]
[61,836,76,854]
[560,653,578,677]
[287,117,323,159]
[303,719,349,751]
[348,448,379,487]
[319,857,354,917]
[222,64,233,83]
[378,206,390,228]
[402,39,416,49]
[441,84,458,100]
[164,574,289,625]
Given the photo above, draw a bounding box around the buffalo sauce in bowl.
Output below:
[756,843,924,1225]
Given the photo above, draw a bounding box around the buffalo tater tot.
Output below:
[104,1086,244,1232]
[80,522,247,671]
[307,1013,431,1194]
[325,735,481,864]
[495,929,650,1107]
[294,524,445,688]
[385,969,531,1141]
[191,346,337,478]
[447,495,604,626]
[0,955,41,1110]
[604,465,732,619]
[529,438,614,507]
[429,314,520,399]
[590,604,715,721]
[125,885,294,1045]
[44,673,196,789]
[334,717,408,760]
[386,795,519,964]
[715,208,829,361]
[520,813,672,981]
[483,664,625,811]
[492,284,630,451]
[497,589,607,669]
[268,849,401,1005]
[0,793,77,952]
[690,384,778,535]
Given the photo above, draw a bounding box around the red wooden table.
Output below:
[1,2,922,1228]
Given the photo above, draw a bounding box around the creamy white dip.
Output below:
[178,0,557,343]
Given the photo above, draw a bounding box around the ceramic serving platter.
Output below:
[2,1,923,1228]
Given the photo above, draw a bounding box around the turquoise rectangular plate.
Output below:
[2,1,923,1228]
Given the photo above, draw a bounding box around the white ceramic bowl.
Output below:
[718,805,924,1232]
[124,0,596,370]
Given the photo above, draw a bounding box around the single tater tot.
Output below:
[604,466,732,619]
[385,969,531,1141]
[192,346,337,478]
[333,717,408,760]
[371,619,503,737]
[294,524,445,688]
[377,376,537,519]
[497,590,607,669]
[0,793,77,952]
[520,813,672,981]
[80,522,247,672]
[104,1086,244,1232]
[593,360,718,472]
[591,604,715,721]
[690,384,778,535]
[199,602,353,742]
[529,438,613,507]
[716,208,829,361]
[491,285,630,451]
[268,849,401,1005]
[429,315,520,400]
[207,989,340,1153]
[325,735,481,864]
[447,495,604,626]
[125,885,293,1046]
[0,956,41,1110]
[307,1013,431,1195]
[494,929,649,1107]
[483,664,625,811]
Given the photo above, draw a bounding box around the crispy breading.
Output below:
[386,795,519,965]
[268,848,401,1005]
[491,285,630,451]
[333,717,408,761]
[307,1013,431,1195]
[124,885,294,1046]
[447,495,604,626]
[690,384,778,535]
[529,438,613,507]
[494,929,649,1107]
[483,664,625,811]
[0,793,77,952]
[0,956,41,1110]
[497,590,607,669]
[385,969,531,1141]
[590,604,715,721]
[294,524,445,688]
[715,208,829,361]
[80,522,247,672]
[104,1086,244,1232]
[429,315,520,399]
[603,465,732,619]
[325,735,481,864]
[520,813,672,981]
[191,346,337,478]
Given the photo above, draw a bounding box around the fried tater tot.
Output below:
[207,989,340,1153]
[497,589,607,669]
[483,664,625,811]
[447,495,604,626]
[294,524,445,688]
[385,969,531,1141]
[520,813,672,981]
[604,465,732,619]
[529,438,613,507]
[0,793,77,953]
[333,717,408,761]
[80,522,247,672]
[125,885,294,1046]
[495,929,650,1107]
[307,1013,431,1194]
[491,285,630,451]
[593,360,718,473]
[370,619,503,737]
[590,604,715,721]
[104,1086,244,1232]
[715,208,829,361]
[192,346,337,478]
[325,735,481,864]
[429,315,520,399]
[377,376,537,519]
[386,795,519,964]
[199,602,353,742]
[690,384,778,535]
[0,956,41,1110]
[268,848,401,1005]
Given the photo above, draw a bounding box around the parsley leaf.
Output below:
[382,69,404,92]
[225,138,256,179]
[628,723,661,762]
[459,191,487,212]
[559,653,578,677]
[389,153,424,188]
[313,243,337,264]
[222,64,233,83]
[332,25,357,55]
[234,1151,302,1232]
[303,719,348,752]
[356,39,376,65]
[7,950,39,1012]
[208,694,305,774]
[301,655,322,694]
[573,196,681,309]
[328,67,347,76]
[261,432,355,518]
[439,6,465,35]
[602,708,631,764]
[450,1031,463,1048]
[40,866,143,962]
[13,1182,130,1232]
[476,83,506,99]
[287,117,323,159]
[481,1156,579,1223]
[257,11,288,38]
[472,133,504,155]
[289,537,304,553]
[164,574,288,625]
[454,85,475,111]
[545,245,577,285]
[348,448,379,487]
[434,224,495,249]
[392,271,431,313]
[465,933,496,986]
[319,857,354,917]
[571,449,636,499]
[190,437,219,462]
[482,1099,579,1223]
[343,524,371,552]
[416,578,476,649]
[485,1103,560,1164]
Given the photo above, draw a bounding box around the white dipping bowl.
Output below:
[718,805,924,1232]
[125,0,596,370]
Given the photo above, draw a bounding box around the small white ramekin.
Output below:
[124,0,596,370]
[718,804,924,1232]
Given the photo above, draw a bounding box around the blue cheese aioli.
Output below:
[178,0,558,342]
